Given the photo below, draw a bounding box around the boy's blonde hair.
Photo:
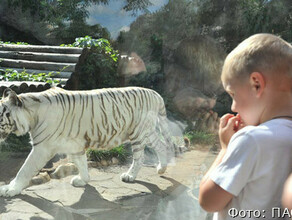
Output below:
[221,33,292,84]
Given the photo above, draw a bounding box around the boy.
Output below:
[282,173,292,210]
[199,33,292,219]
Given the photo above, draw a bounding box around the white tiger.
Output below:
[0,86,178,197]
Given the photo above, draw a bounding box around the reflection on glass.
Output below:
[0,0,291,219]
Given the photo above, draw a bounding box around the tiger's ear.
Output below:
[3,88,12,99]
[3,88,22,107]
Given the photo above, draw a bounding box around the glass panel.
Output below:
[0,1,291,220]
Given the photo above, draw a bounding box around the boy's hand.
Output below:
[219,114,245,149]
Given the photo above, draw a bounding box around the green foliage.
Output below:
[8,0,152,21]
[63,36,119,89]
[80,52,118,89]
[150,34,164,71]
[62,36,119,62]
[239,0,292,40]
[8,0,111,43]
[0,69,60,84]
[87,145,129,163]
[0,40,28,45]
[0,133,31,153]
[184,131,217,146]
[0,133,129,164]
[8,0,106,24]
[195,0,292,51]
[57,23,110,44]
[118,0,292,59]
[115,0,201,104]
[127,71,164,92]
[117,0,199,56]
[7,0,152,43]
[123,0,152,15]
[0,40,61,84]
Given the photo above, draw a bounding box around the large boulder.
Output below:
[165,35,225,97]
[173,87,220,133]
[173,87,216,119]
[117,52,146,86]
[165,36,226,132]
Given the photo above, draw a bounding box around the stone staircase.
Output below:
[0,44,84,94]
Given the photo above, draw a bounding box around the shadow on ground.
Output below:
[0,150,215,220]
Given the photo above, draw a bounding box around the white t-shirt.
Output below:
[210,119,292,220]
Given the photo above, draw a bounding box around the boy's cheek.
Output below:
[241,117,257,126]
[231,102,236,112]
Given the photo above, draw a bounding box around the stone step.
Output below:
[0,51,80,63]
[0,44,83,54]
[5,68,72,78]
[0,58,75,72]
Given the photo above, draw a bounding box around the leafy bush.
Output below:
[87,145,129,163]
[0,133,31,153]
[0,69,60,84]
[0,40,60,85]
[0,40,28,45]
[6,0,151,44]
[128,71,164,92]
[184,131,217,146]
[63,36,119,90]
[62,36,118,62]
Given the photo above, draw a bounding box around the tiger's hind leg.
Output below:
[120,140,146,183]
[148,132,168,175]
[69,153,90,187]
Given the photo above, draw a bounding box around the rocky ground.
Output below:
[0,148,217,220]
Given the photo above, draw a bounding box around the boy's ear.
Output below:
[250,72,265,97]
[2,88,22,107]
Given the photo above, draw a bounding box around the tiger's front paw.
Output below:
[120,173,135,183]
[0,184,22,197]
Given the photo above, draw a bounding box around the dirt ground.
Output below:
[0,147,217,220]
[0,151,29,183]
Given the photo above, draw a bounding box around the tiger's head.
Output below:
[0,88,22,142]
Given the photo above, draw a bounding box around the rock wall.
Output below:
[165,36,225,98]
[164,36,225,132]
[117,35,226,133]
